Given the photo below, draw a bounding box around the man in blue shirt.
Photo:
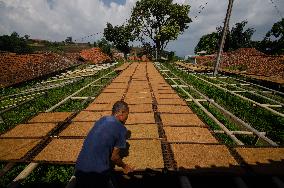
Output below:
[75,101,134,187]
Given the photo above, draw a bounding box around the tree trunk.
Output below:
[156,40,161,60]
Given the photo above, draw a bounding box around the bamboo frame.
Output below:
[190,74,284,118]
[155,62,278,146]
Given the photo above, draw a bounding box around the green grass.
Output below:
[0,163,27,187]
[54,100,89,112]
[22,164,74,187]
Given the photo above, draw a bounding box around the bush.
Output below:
[0,32,33,54]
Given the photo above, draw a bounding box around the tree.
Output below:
[0,32,33,54]
[104,23,133,57]
[195,21,255,54]
[229,20,255,51]
[262,18,284,55]
[141,42,155,58]
[129,0,191,58]
[65,36,73,44]
[24,34,30,40]
[194,32,219,54]
[97,38,112,56]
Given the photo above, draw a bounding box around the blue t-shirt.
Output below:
[75,115,127,173]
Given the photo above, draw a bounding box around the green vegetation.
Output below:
[195,20,254,54]
[22,165,75,186]
[194,32,219,55]
[195,19,284,55]
[260,18,284,55]
[0,32,33,54]
[103,0,191,58]
[162,62,284,145]
[104,23,133,56]
[0,32,93,54]
[129,0,191,58]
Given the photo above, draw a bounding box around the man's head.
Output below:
[112,101,129,124]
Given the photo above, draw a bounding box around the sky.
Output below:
[0,0,283,57]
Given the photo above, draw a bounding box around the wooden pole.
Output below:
[213,0,234,76]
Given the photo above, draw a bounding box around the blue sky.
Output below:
[101,0,126,6]
[0,0,283,57]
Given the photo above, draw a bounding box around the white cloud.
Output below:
[0,0,283,56]
[166,0,284,56]
[0,0,136,41]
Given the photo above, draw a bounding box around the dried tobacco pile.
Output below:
[0,139,41,160]
[28,112,73,123]
[34,139,84,163]
[1,123,56,138]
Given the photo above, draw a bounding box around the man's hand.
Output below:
[123,164,134,174]
[112,147,135,173]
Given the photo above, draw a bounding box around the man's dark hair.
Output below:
[112,101,129,115]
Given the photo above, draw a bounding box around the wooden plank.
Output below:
[171,144,240,172]
[116,140,164,170]
[59,122,95,137]
[126,113,155,125]
[124,97,153,105]
[156,98,187,105]
[125,124,159,139]
[128,104,153,113]
[72,111,111,122]
[101,88,126,93]
[155,94,181,99]
[28,112,73,123]
[125,92,152,99]
[235,147,284,175]
[160,114,205,127]
[0,139,41,161]
[157,105,193,114]
[93,94,123,104]
[105,83,129,89]
[1,123,57,138]
[33,139,84,163]
[85,103,114,111]
[153,89,176,94]
[164,127,218,143]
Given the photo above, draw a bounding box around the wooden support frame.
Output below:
[214,130,266,136]
[210,77,284,107]
[230,77,284,96]
[190,74,284,118]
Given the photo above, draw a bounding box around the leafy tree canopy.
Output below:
[103,23,133,56]
[227,20,255,51]
[97,38,112,56]
[195,20,255,55]
[194,32,219,54]
[0,32,33,54]
[129,0,191,58]
[261,18,284,55]
[65,36,73,44]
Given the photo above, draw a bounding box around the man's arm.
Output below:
[111,147,134,174]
